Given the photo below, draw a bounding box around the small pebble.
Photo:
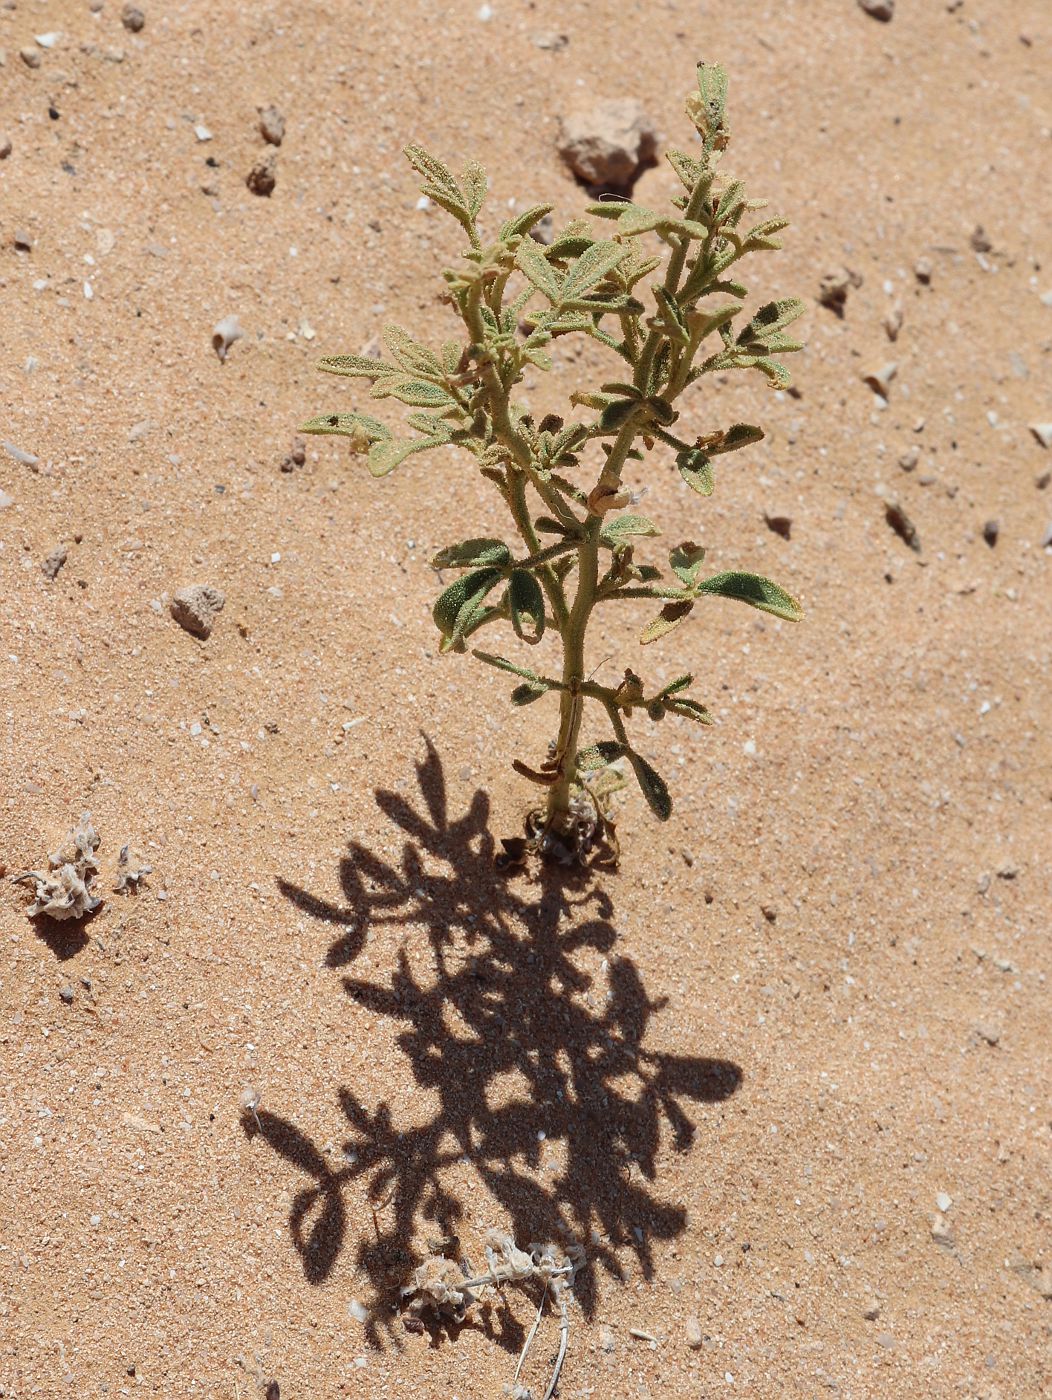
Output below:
[532,31,568,50]
[876,1331,896,1350]
[121,3,146,32]
[914,256,933,284]
[247,153,277,196]
[935,1191,953,1213]
[0,490,14,510]
[898,446,919,471]
[599,1324,615,1353]
[1029,423,1052,450]
[970,224,992,253]
[975,1021,1000,1046]
[930,1213,954,1248]
[883,302,904,340]
[0,136,12,160]
[858,0,894,18]
[194,124,213,143]
[59,985,74,1004]
[684,1314,703,1349]
[41,545,68,581]
[36,33,62,48]
[14,229,33,252]
[981,519,999,548]
[170,584,225,639]
[817,268,851,317]
[348,1299,369,1323]
[1041,522,1052,549]
[862,1302,881,1321]
[763,512,792,540]
[20,46,43,69]
[259,105,285,146]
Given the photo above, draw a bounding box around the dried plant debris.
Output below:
[402,1232,583,1397]
[13,813,102,920]
[885,500,920,552]
[113,843,152,893]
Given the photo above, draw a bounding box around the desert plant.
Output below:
[303,64,803,862]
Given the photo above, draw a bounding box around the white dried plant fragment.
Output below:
[113,842,153,893]
[401,1253,471,1322]
[212,314,244,362]
[239,1083,263,1130]
[13,813,102,920]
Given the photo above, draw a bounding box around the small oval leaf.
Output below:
[508,569,546,643]
[696,571,803,621]
[432,538,512,569]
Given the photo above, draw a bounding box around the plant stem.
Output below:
[543,418,640,831]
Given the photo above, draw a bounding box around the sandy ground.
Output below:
[2,0,1051,1396]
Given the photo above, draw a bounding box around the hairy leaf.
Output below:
[511,681,548,705]
[462,161,487,218]
[669,542,707,586]
[696,570,803,620]
[367,436,445,477]
[433,567,503,642]
[383,325,445,378]
[300,411,391,442]
[736,298,806,347]
[508,569,545,642]
[560,240,627,302]
[667,696,715,724]
[600,514,660,546]
[372,377,455,408]
[627,750,672,821]
[499,203,555,241]
[657,674,693,698]
[576,741,626,770]
[515,239,562,302]
[677,447,715,496]
[432,538,512,569]
[316,354,396,380]
[641,599,694,644]
[472,650,546,682]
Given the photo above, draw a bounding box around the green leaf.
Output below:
[433,567,503,642]
[432,538,512,569]
[316,354,396,380]
[736,298,806,348]
[654,287,690,345]
[576,741,626,771]
[516,239,562,302]
[669,543,707,586]
[677,448,715,496]
[403,144,476,235]
[499,203,555,242]
[372,377,455,407]
[666,148,706,190]
[713,423,764,454]
[382,325,445,377]
[367,436,445,477]
[508,569,545,643]
[300,411,391,442]
[462,160,487,218]
[598,398,642,433]
[472,650,546,683]
[641,599,694,644]
[560,240,627,302]
[657,674,693,698]
[511,681,548,706]
[696,570,803,621]
[600,514,660,546]
[626,750,672,821]
[667,697,714,725]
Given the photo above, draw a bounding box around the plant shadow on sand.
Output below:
[262,736,741,1345]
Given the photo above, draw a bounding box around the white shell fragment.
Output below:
[13,813,102,920]
[212,314,243,362]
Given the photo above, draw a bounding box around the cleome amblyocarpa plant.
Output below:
[304,64,804,866]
